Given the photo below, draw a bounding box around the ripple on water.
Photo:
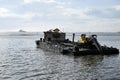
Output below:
[0,34,120,80]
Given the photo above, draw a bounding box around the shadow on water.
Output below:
[74,55,104,67]
[72,54,120,80]
[76,56,103,80]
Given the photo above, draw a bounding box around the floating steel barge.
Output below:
[36,28,119,55]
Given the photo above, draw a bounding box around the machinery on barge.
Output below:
[35,28,119,55]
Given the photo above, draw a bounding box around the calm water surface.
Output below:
[0,32,120,80]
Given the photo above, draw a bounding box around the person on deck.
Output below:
[78,34,87,43]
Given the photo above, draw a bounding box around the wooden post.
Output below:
[72,33,75,43]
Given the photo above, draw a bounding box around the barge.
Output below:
[35,28,119,55]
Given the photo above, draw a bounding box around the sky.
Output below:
[0,0,120,32]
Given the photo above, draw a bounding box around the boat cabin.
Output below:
[44,28,66,42]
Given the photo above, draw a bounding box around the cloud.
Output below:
[22,0,91,20]
[22,18,120,32]
[60,7,86,18]
[114,5,120,11]
[0,8,9,14]
[48,6,92,19]
[86,6,120,19]
[0,7,36,19]
[23,0,56,4]
[0,0,120,32]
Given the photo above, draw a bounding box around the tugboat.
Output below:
[35,28,119,55]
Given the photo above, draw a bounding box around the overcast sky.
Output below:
[0,0,120,32]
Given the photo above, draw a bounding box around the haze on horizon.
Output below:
[0,0,120,32]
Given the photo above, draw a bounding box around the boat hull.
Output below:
[73,48,119,56]
[36,40,119,56]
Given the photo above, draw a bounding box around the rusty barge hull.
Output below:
[36,41,119,56]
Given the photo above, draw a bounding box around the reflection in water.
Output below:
[74,55,104,67]
[73,55,104,80]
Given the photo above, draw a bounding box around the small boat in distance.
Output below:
[35,28,119,56]
[19,29,26,32]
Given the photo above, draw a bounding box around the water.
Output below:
[0,32,120,80]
